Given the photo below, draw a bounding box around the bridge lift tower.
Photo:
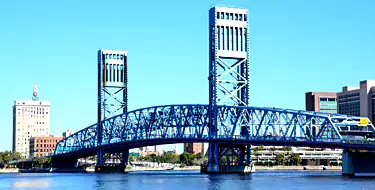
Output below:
[207,7,252,173]
[96,49,128,172]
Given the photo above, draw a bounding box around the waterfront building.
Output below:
[303,91,342,165]
[251,146,342,166]
[183,143,209,155]
[140,145,162,156]
[12,85,51,158]
[337,80,375,123]
[184,143,203,154]
[305,92,337,113]
[29,136,63,158]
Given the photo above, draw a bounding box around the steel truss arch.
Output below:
[54,104,375,156]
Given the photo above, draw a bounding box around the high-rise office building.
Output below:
[337,80,375,123]
[12,85,51,158]
[305,92,337,113]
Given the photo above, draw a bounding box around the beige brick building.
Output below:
[13,100,51,158]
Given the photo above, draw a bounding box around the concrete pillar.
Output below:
[342,149,375,177]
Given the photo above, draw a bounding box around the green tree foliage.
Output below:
[179,152,196,166]
[36,157,52,168]
[138,151,180,164]
[282,146,292,152]
[275,153,286,165]
[0,151,23,164]
[11,152,23,161]
[134,151,207,166]
[288,153,302,165]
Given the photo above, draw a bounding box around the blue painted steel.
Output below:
[54,104,375,158]
[97,50,128,166]
[208,7,251,167]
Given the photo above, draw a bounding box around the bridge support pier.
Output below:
[51,157,84,173]
[342,149,375,177]
[95,149,129,173]
[203,143,255,174]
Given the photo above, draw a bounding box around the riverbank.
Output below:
[1,165,342,173]
[124,165,341,172]
[0,168,19,173]
[256,166,341,171]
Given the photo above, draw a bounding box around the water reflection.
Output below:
[0,171,375,190]
[12,180,49,188]
[94,174,129,190]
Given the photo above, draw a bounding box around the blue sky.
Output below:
[0,0,374,152]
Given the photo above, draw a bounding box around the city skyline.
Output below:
[1,0,375,151]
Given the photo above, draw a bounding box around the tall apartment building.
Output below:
[305,92,337,113]
[29,136,63,158]
[12,86,50,158]
[337,80,375,123]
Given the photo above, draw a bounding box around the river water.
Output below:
[1,170,375,190]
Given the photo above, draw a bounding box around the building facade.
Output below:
[304,91,342,165]
[29,136,63,158]
[305,92,337,113]
[139,145,162,156]
[252,146,342,166]
[337,80,375,123]
[184,143,208,155]
[13,100,51,158]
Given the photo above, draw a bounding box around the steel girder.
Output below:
[54,105,375,156]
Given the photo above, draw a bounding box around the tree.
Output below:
[282,146,292,152]
[258,145,265,151]
[1,151,11,164]
[179,152,195,166]
[11,152,22,161]
[288,153,302,166]
[275,153,286,165]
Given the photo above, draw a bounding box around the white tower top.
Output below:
[32,84,39,100]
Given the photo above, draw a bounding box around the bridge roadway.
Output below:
[53,104,375,159]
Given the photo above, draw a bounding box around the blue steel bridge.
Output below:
[51,7,375,175]
[54,104,375,158]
